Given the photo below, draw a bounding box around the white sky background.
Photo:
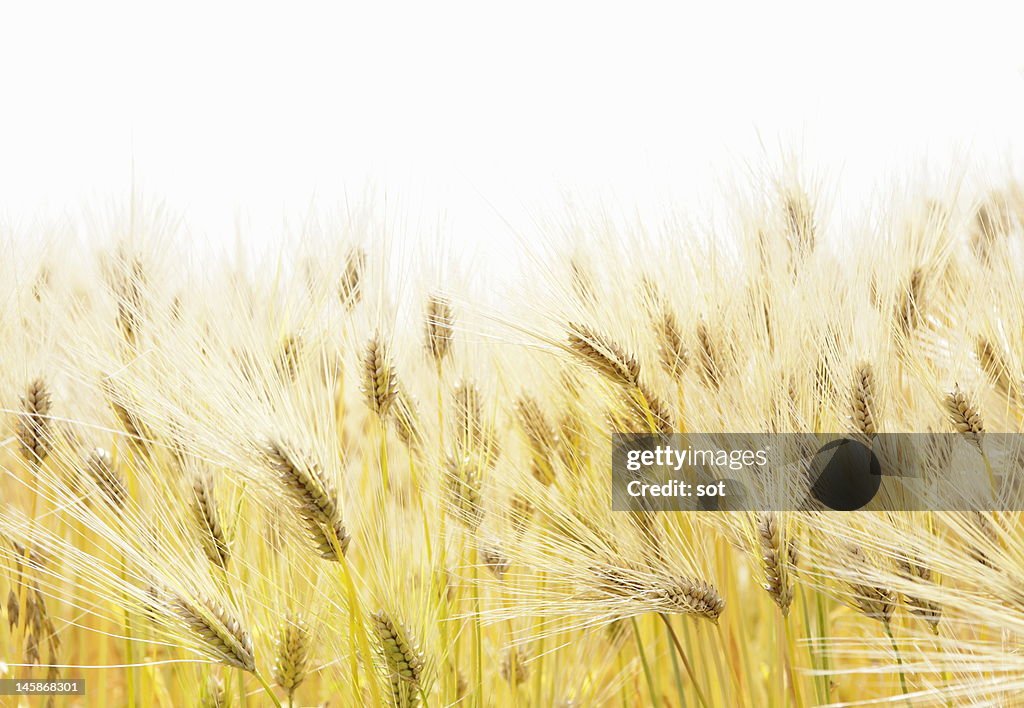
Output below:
[2,1,1024,270]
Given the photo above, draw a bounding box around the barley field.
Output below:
[2,169,1024,707]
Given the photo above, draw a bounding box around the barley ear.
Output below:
[17,378,52,464]
[425,294,454,365]
[274,612,312,702]
[173,594,256,672]
[191,471,231,570]
[944,385,984,450]
[371,610,425,708]
[566,323,640,386]
[362,335,398,418]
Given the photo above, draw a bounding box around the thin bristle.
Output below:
[975,336,1017,400]
[83,447,128,509]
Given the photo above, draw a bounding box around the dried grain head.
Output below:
[17,378,52,464]
[339,247,366,310]
[362,335,399,418]
[370,609,425,708]
[274,612,312,697]
[566,323,640,386]
[173,593,256,672]
[424,294,454,365]
[264,439,351,560]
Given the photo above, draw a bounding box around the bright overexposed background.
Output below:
[2,1,1024,264]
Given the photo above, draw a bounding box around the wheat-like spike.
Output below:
[657,576,726,623]
[480,537,510,579]
[971,197,1010,265]
[592,564,725,623]
[111,399,149,447]
[83,447,128,509]
[274,612,312,699]
[7,587,19,630]
[894,267,926,337]
[371,610,424,708]
[173,594,256,672]
[851,362,878,438]
[191,472,230,570]
[848,581,895,624]
[965,511,999,568]
[444,456,485,530]
[338,247,366,310]
[24,584,41,635]
[655,308,689,379]
[923,427,955,479]
[695,320,723,390]
[452,381,500,468]
[756,512,794,616]
[199,675,229,708]
[844,547,895,624]
[509,494,535,537]
[362,335,398,418]
[17,378,52,464]
[453,381,484,442]
[944,385,985,450]
[500,645,530,685]
[566,323,640,386]
[622,384,675,434]
[114,255,145,348]
[783,187,816,262]
[276,334,303,381]
[264,440,351,560]
[103,379,152,454]
[515,395,558,457]
[976,336,1017,400]
[425,294,454,365]
[895,554,941,632]
[392,388,423,450]
[25,630,40,665]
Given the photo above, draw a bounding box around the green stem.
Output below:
[815,587,832,702]
[660,614,708,708]
[379,419,391,494]
[799,586,824,704]
[238,671,248,708]
[472,548,483,708]
[631,617,658,705]
[330,529,383,707]
[120,555,138,708]
[254,670,283,708]
[884,620,911,706]
[666,627,687,708]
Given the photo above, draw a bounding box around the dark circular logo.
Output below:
[808,438,881,510]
